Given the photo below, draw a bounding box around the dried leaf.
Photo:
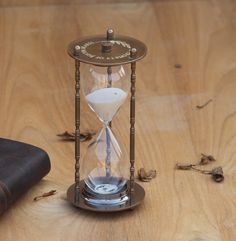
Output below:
[190,166,211,174]
[174,64,182,68]
[196,99,213,109]
[175,163,194,170]
[175,157,224,183]
[207,155,216,162]
[146,170,157,179]
[80,132,94,142]
[199,153,216,165]
[138,168,156,182]
[211,166,224,182]
[57,131,75,141]
[33,190,57,201]
[57,131,96,142]
[199,157,209,165]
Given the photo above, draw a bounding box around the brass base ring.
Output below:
[67,180,145,212]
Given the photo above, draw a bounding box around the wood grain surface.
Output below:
[0,0,236,240]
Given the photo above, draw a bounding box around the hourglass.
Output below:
[67,29,147,212]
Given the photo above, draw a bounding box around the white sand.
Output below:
[86,87,127,122]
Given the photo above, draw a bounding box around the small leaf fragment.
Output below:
[207,155,216,162]
[57,131,96,142]
[57,131,75,141]
[196,99,213,109]
[138,168,156,182]
[199,153,216,165]
[211,166,224,182]
[33,190,57,201]
[175,163,194,170]
[175,156,224,183]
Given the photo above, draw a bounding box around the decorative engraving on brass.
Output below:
[79,40,131,60]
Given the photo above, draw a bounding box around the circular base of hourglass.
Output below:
[67,180,145,212]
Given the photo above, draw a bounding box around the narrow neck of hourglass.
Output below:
[102,121,111,128]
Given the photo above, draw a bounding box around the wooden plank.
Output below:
[0,0,235,240]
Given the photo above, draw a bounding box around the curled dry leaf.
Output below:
[174,64,182,68]
[199,153,216,165]
[57,131,96,142]
[57,131,75,141]
[175,153,224,183]
[175,163,194,170]
[80,132,96,142]
[206,155,216,162]
[199,156,209,165]
[211,166,224,182]
[196,99,213,109]
[33,190,57,201]
[138,168,156,182]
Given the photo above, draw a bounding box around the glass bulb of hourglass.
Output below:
[86,87,127,124]
[81,64,130,197]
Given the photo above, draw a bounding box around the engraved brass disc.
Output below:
[68,35,147,66]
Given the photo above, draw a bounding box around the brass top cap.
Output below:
[68,30,147,66]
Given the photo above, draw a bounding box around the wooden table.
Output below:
[0,0,235,240]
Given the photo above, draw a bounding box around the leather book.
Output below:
[0,138,51,215]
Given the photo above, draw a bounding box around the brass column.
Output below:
[130,48,137,194]
[74,46,80,205]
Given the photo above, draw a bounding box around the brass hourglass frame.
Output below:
[67,29,147,212]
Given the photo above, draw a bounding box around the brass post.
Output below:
[107,28,114,40]
[74,45,80,205]
[106,28,113,127]
[130,48,137,196]
[107,66,112,88]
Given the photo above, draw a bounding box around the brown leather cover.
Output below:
[0,138,51,215]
